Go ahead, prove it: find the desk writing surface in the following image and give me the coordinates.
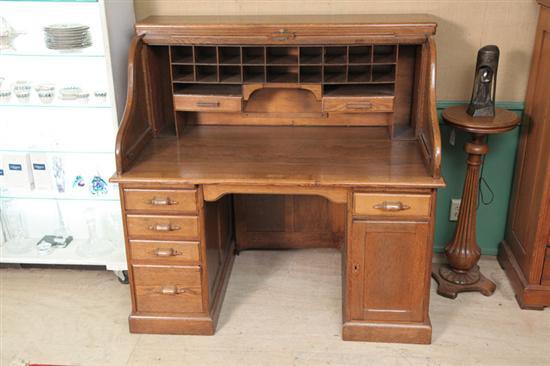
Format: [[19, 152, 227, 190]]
[[115, 125, 444, 188]]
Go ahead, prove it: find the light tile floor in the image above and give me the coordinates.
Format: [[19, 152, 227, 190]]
[[1, 250, 549, 366]]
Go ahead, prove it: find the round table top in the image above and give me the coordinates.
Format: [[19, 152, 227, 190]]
[[442, 105, 520, 134]]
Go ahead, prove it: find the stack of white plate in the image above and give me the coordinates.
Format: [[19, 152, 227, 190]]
[[43, 24, 92, 50]]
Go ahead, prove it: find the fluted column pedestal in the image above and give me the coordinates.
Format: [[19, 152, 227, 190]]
[[432, 134, 495, 298], [432, 105, 520, 299]]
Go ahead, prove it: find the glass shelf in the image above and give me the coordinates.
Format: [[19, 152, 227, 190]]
[[0, 149, 113, 154], [0, 102, 111, 109], [0, 51, 105, 58], [1, 0, 98, 3], [0, 238, 126, 271], [0, 0, 129, 271], [0, 191, 118, 201], [0, 195, 118, 202]]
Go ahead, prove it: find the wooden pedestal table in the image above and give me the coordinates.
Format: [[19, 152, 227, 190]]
[[432, 105, 520, 299]]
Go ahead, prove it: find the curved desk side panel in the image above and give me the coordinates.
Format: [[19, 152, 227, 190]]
[[115, 35, 153, 175], [417, 36, 442, 179]]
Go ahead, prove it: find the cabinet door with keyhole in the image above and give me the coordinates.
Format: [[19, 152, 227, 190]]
[[348, 220, 431, 322]]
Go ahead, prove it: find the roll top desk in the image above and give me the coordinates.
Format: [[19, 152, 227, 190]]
[[112, 15, 445, 344]]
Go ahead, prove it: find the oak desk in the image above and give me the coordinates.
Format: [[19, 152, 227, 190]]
[[112, 15, 445, 344]]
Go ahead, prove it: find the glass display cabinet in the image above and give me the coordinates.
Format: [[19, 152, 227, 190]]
[[0, 0, 134, 274]]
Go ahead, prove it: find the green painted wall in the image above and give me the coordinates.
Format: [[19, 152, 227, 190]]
[[434, 101, 524, 256]]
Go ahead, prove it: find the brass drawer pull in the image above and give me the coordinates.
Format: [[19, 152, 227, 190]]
[[147, 197, 178, 206], [346, 102, 373, 110], [148, 223, 181, 232], [196, 101, 220, 108], [271, 29, 295, 41], [160, 286, 186, 295], [154, 248, 181, 257], [373, 201, 411, 212]]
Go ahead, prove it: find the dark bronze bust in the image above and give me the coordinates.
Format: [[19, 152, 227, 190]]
[[467, 45, 500, 117]]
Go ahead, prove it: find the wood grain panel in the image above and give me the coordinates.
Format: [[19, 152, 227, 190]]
[[353, 193, 431, 217], [145, 45, 175, 135], [242, 83, 322, 101], [124, 188, 198, 214], [133, 264, 202, 286], [392, 45, 416, 138], [135, 15, 436, 45], [113, 126, 445, 188], [238, 195, 286, 233], [127, 214, 199, 240], [188, 111, 391, 126], [293, 195, 330, 232], [133, 265, 203, 313], [135, 285, 203, 313], [234, 194, 345, 250], [203, 184, 348, 204], [350, 221, 429, 322], [499, 3, 550, 309], [129, 240, 200, 264], [507, 8, 550, 283], [542, 248, 550, 285], [114, 36, 153, 175], [203, 195, 233, 301], [244, 88, 321, 114]]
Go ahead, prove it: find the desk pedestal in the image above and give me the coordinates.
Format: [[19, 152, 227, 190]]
[[118, 184, 438, 344]]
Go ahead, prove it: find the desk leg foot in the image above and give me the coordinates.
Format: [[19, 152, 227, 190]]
[[432, 263, 496, 299]]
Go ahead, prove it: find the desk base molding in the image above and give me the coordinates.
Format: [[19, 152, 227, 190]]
[[129, 313, 215, 335], [342, 319, 432, 344]]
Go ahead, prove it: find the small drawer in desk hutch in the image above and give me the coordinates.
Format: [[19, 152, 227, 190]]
[[124, 189, 198, 214], [126, 215, 200, 240], [173, 95, 242, 112], [322, 96, 394, 113], [133, 265, 203, 313], [353, 193, 431, 217], [129, 240, 200, 264]]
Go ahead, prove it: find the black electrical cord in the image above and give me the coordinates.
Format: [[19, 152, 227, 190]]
[[478, 136, 495, 208]]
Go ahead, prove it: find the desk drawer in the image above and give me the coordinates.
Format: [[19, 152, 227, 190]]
[[542, 248, 550, 286], [174, 95, 242, 112], [322, 96, 394, 113], [133, 265, 203, 313], [129, 240, 200, 264], [127, 215, 200, 240], [124, 188, 198, 214], [353, 193, 431, 217]]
